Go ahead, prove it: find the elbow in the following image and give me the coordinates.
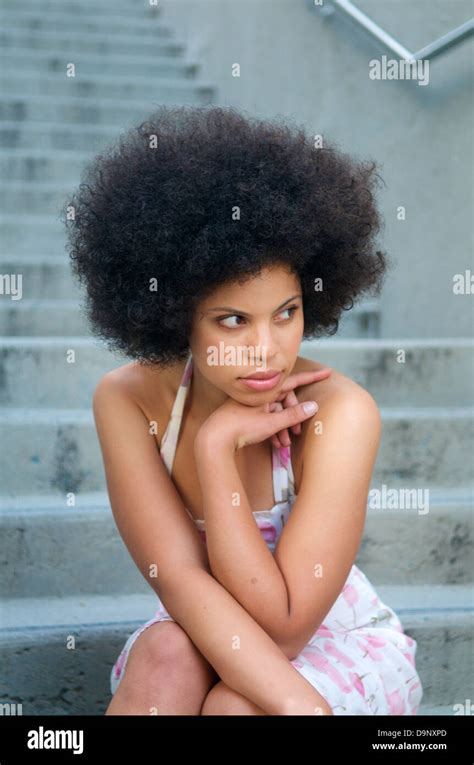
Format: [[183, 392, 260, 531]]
[[275, 617, 323, 662], [278, 640, 300, 661], [271, 621, 300, 661], [276, 624, 305, 660]]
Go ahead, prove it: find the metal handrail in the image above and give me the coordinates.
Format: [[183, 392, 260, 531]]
[[313, 0, 474, 61]]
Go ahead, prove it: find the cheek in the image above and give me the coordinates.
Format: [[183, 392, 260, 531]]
[[191, 328, 220, 359], [288, 316, 304, 345]]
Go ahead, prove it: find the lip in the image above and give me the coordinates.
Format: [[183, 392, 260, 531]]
[[239, 371, 282, 391], [242, 369, 281, 380]]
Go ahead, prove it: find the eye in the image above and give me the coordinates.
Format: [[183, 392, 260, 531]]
[[217, 305, 299, 329], [218, 315, 246, 329], [277, 305, 299, 321]]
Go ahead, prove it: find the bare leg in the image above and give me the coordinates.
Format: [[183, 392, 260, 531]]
[[105, 622, 220, 715], [201, 679, 333, 716], [201, 680, 268, 715]]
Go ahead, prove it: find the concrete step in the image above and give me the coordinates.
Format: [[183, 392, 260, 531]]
[[0, 257, 86, 299], [0, 69, 215, 102], [0, 148, 91, 182], [359, 491, 473, 586], [0, 337, 471, 407], [0, 90, 212, 127], [300, 337, 474, 406], [1, 10, 172, 38], [0, 256, 78, 298], [417, 704, 468, 715], [0, 120, 125, 151], [0, 489, 471, 598], [0, 72, 216, 107], [0, 299, 89, 335], [0, 214, 68, 254], [0, 28, 186, 57], [0, 586, 471, 714], [0, 182, 94, 215], [336, 299, 380, 338], [2, 49, 199, 79], [0, 404, 472, 494], [2, 0, 163, 19]]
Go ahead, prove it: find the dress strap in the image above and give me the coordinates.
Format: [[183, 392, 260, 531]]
[[159, 350, 193, 476], [272, 443, 296, 502]]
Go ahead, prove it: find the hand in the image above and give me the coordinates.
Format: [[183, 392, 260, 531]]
[[195, 368, 331, 454], [268, 367, 332, 449]]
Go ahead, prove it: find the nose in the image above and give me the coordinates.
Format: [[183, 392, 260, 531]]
[[245, 323, 279, 364]]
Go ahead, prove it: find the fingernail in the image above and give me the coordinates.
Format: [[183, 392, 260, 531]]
[[303, 401, 317, 414]]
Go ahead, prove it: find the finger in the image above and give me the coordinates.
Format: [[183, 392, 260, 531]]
[[267, 407, 282, 444], [274, 390, 302, 437], [278, 368, 332, 395], [268, 401, 285, 448], [270, 425, 283, 448], [268, 401, 283, 413], [269, 401, 290, 447], [276, 400, 319, 430], [241, 399, 320, 450], [284, 390, 302, 435], [283, 368, 332, 390]]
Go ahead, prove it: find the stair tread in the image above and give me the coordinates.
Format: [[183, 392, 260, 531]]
[[0, 118, 124, 134], [1, 334, 472, 347], [0, 486, 472, 513], [0, 404, 472, 419], [1, 585, 472, 632], [0, 71, 213, 88]]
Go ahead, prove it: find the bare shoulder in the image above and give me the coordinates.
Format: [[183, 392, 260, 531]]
[[94, 360, 161, 401], [292, 354, 380, 418], [293, 356, 382, 442], [93, 360, 182, 438], [288, 356, 380, 493], [290, 356, 381, 490]]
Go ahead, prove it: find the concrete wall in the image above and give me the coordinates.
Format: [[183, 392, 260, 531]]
[[160, 0, 473, 338]]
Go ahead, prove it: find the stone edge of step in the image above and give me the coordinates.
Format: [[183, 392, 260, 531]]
[[1, 585, 473, 634], [0, 486, 471, 514]]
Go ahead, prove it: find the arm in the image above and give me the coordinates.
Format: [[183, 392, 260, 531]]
[[93, 372, 327, 714], [194, 437, 292, 645], [158, 566, 329, 715], [273, 388, 382, 658], [194, 387, 381, 660]]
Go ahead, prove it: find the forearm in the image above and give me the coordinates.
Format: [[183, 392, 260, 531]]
[[195, 439, 290, 644], [158, 564, 324, 715]]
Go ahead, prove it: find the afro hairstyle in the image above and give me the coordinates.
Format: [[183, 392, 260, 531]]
[[63, 104, 389, 369]]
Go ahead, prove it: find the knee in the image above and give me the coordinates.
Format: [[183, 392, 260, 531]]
[[201, 680, 266, 716], [125, 622, 202, 685]]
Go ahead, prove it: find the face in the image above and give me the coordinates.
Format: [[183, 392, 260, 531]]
[[188, 263, 304, 403]]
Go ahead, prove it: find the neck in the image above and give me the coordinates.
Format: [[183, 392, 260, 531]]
[[185, 354, 231, 424]]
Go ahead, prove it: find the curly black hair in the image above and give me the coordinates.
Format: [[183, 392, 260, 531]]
[[63, 105, 389, 369]]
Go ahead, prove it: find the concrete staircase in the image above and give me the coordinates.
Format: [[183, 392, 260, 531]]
[[1, 0, 472, 716]]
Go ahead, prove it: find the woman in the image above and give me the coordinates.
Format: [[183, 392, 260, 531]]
[[64, 105, 423, 716]]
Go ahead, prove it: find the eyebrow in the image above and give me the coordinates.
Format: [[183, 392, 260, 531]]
[[206, 294, 303, 316]]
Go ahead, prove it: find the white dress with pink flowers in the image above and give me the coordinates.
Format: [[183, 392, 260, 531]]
[[110, 352, 423, 715]]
